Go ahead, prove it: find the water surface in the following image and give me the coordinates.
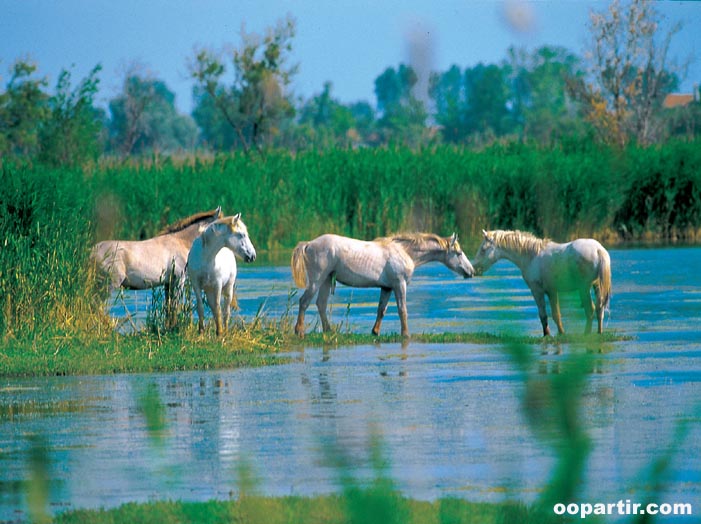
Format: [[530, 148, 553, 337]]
[[1, 248, 700, 522]]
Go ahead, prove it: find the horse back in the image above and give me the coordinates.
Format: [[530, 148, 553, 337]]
[[536, 239, 608, 292], [296, 234, 399, 288]]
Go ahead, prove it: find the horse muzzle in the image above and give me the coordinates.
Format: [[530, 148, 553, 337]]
[[245, 252, 257, 263]]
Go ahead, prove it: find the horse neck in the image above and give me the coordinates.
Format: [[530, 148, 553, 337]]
[[176, 222, 211, 245], [402, 244, 446, 267], [495, 245, 535, 272], [201, 229, 229, 256]]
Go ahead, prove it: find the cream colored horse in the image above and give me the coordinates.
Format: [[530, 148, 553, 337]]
[[472, 229, 612, 335], [291, 232, 474, 338], [187, 214, 256, 336], [91, 207, 222, 296]]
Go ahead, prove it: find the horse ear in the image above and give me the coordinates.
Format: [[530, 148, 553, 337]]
[[482, 229, 488, 239], [232, 212, 241, 223], [450, 232, 458, 246], [215, 205, 222, 218]]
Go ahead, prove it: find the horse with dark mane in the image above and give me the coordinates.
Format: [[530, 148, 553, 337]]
[[91, 206, 222, 299]]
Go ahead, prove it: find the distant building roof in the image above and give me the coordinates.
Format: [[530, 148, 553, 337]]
[[663, 93, 695, 109]]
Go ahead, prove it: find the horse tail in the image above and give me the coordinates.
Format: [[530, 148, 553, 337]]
[[291, 242, 309, 288], [596, 248, 612, 311]]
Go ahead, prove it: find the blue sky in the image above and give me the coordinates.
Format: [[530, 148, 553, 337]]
[[2, 0, 699, 114]]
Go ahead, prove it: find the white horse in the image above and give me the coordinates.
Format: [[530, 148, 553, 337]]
[[187, 213, 256, 336], [291, 232, 474, 338], [472, 229, 612, 335]]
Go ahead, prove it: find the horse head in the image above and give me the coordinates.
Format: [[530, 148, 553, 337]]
[[444, 232, 474, 278], [472, 229, 498, 276], [224, 213, 257, 263]]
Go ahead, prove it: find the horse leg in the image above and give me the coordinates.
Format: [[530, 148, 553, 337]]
[[580, 287, 595, 334], [548, 291, 565, 335], [206, 287, 223, 337], [532, 290, 550, 336], [295, 281, 319, 338], [394, 281, 409, 338], [372, 287, 392, 336], [316, 275, 334, 332], [222, 281, 235, 334], [593, 284, 604, 334]]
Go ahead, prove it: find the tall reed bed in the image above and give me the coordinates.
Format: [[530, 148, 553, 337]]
[[0, 164, 106, 339], [88, 140, 700, 250]]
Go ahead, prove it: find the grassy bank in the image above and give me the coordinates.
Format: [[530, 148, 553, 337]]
[[0, 320, 627, 377]]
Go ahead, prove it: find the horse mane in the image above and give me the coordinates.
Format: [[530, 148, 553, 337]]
[[156, 208, 221, 236], [375, 232, 450, 250], [488, 230, 550, 255]]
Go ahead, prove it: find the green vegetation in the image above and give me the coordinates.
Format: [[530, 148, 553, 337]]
[[1, 3, 694, 521], [53, 496, 543, 524], [0, 327, 628, 377], [0, 142, 696, 373]]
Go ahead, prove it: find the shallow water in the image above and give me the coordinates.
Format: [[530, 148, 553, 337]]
[[1, 248, 700, 522]]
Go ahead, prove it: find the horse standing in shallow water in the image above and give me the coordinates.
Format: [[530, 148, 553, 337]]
[[187, 214, 256, 336], [472, 229, 611, 336], [291, 232, 474, 338], [91, 207, 223, 301]]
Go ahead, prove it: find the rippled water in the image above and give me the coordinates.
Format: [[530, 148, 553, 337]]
[[1, 248, 700, 522]]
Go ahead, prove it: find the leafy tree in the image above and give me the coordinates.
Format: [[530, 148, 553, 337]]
[[296, 82, 367, 148], [430, 63, 513, 143], [347, 101, 377, 145], [571, 0, 681, 146], [464, 63, 513, 138], [374, 64, 428, 146], [430, 65, 469, 143], [0, 59, 48, 157], [109, 68, 197, 155], [189, 16, 298, 154], [507, 46, 586, 143], [39, 65, 105, 166]]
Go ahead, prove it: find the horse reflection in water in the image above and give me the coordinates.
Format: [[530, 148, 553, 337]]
[[187, 213, 256, 336], [291, 232, 474, 338], [472, 229, 612, 336]]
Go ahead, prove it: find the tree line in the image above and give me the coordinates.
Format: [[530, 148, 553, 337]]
[[1, 0, 699, 166]]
